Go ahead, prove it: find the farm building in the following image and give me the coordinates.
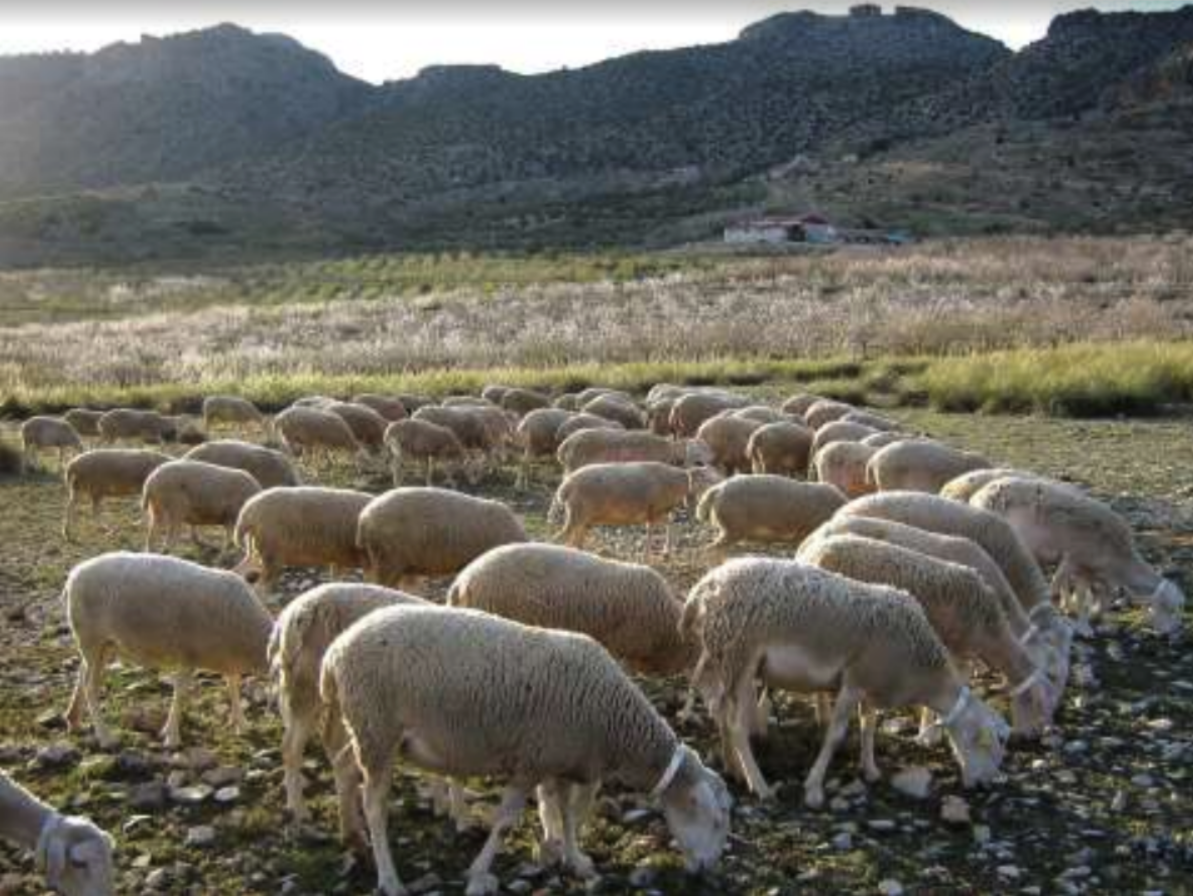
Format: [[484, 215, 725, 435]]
[[724, 214, 840, 245]]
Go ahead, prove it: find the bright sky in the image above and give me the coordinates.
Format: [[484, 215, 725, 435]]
[[0, 1, 1187, 84]]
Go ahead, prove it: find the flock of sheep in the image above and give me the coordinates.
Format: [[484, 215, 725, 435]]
[[11, 382, 1186, 896]]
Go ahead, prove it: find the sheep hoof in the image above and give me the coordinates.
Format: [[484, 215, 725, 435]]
[[535, 837, 564, 866], [915, 728, 943, 748], [465, 872, 500, 896], [95, 731, 120, 752], [863, 767, 882, 784], [803, 785, 824, 809], [569, 852, 597, 879]]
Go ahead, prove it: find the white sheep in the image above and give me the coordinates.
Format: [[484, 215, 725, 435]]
[[797, 535, 1058, 738], [447, 543, 696, 676], [63, 408, 104, 439], [20, 416, 84, 470], [62, 552, 272, 749], [812, 441, 878, 498], [682, 558, 1010, 806], [554, 413, 624, 443], [352, 393, 408, 422], [384, 418, 467, 487], [551, 461, 722, 558], [202, 395, 268, 434], [326, 401, 389, 454], [514, 408, 574, 487], [695, 476, 846, 556], [233, 487, 373, 593], [183, 439, 301, 489], [141, 459, 262, 553], [272, 406, 366, 468], [804, 399, 855, 430], [809, 420, 879, 457], [0, 770, 114, 896], [356, 487, 527, 589], [268, 582, 432, 846], [860, 430, 909, 449], [779, 393, 823, 417], [413, 405, 504, 476], [62, 449, 172, 541], [696, 415, 765, 476], [939, 467, 1037, 503], [500, 387, 552, 417], [669, 391, 749, 438], [320, 604, 732, 895], [557, 428, 709, 474], [970, 476, 1186, 634], [732, 406, 790, 425], [96, 408, 172, 445], [867, 440, 991, 493], [747, 421, 815, 478], [840, 410, 901, 432], [582, 393, 644, 430]]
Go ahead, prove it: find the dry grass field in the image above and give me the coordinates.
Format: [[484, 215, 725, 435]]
[[0, 402, 1189, 895]]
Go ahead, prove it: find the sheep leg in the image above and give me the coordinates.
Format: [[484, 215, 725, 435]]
[[226, 673, 245, 735], [664, 519, 675, 556], [62, 493, 79, 541], [323, 714, 368, 853], [752, 688, 772, 738], [162, 669, 193, 749], [281, 712, 313, 823], [390, 452, 405, 488], [814, 692, 832, 729], [77, 646, 117, 750], [561, 782, 599, 879], [642, 523, 654, 562], [465, 785, 527, 896], [143, 509, 161, 553], [535, 781, 566, 867], [858, 701, 881, 783], [188, 525, 208, 550], [361, 751, 404, 896], [804, 684, 860, 809], [916, 707, 944, 747], [727, 676, 773, 799]]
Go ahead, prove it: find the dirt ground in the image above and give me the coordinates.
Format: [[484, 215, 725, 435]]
[[0, 404, 1189, 895]]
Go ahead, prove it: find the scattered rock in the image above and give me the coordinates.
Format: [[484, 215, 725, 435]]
[[891, 767, 932, 799], [867, 819, 897, 833], [408, 872, 443, 894], [34, 743, 79, 769], [996, 865, 1021, 879], [127, 781, 167, 811], [145, 868, 170, 889], [878, 879, 904, 896], [628, 867, 657, 889], [940, 795, 971, 825], [201, 765, 242, 788], [170, 784, 213, 805], [185, 825, 216, 848], [832, 832, 853, 851], [214, 785, 240, 804]]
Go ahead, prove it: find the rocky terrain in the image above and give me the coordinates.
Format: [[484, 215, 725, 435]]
[[0, 6, 1191, 263]]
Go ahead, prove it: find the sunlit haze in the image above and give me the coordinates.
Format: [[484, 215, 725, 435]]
[[0, 1, 1188, 84]]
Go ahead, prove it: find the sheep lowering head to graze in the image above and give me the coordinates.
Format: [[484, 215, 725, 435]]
[[861, 430, 911, 449], [747, 421, 815, 478], [96, 408, 173, 445], [20, 416, 84, 470], [797, 534, 1058, 738], [813, 441, 879, 498], [583, 393, 645, 430], [501, 387, 552, 417], [682, 558, 1010, 806], [272, 406, 367, 468], [971, 476, 1186, 635], [669, 391, 749, 438], [184, 439, 301, 489], [320, 605, 732, 895], [804, 400, 855, 431], [696, 476, 846, 557], [63, 449, 172, 541], [63, 408, 104, 439], [356, 487, 527, 590], [696, 415, 765, 476], [810, 420, 879, 458], [63, 552, 272, 750], [352, 394, 408, 422], [413, 405, 503, 480], [141, 459, 262, 554], [551, 461, 722, 559], [940, 468, 1030, 503], [554, 413, 623, 443], [840, 410, 901, 432], [514, 408, 574, 487], [780, 393, 823, 417], [325, 402, 390, 454], [557, 428, 709, 474], [384, 418, 467, 488], [269, 582, 432, 846], [448, 543, 697, 676], [867, 439, 991, 493], [201, 395, 268, 434], [808, 514, 1068, 694], [233, 486, 373, 593]]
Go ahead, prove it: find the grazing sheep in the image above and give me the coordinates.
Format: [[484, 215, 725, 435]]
[[273, 406, 365, 467], [352, 394, 408, 422], [443, 395, 494, 408], [804, 400, 854, 431], [141, 460, 261, 553], [326, 402, 389, 454], [583, 394, 644, 430], [293, 395, 337, 408], [481, 385, 511, 406], [867, 440, 991, 493], [515, 408, 574, 487], [813, 441, 878, 498], [940, 468, 1033, 503], [184, 440, 301, 489], [269, 583, 431, 844], [321, 605, 732, 895], [557, 428, 709, 474], [167, 415, 207, 446], [971, 477, 1186, 635], [413, 406, 501, 472], [233, 487, 373, 593], [551, 462, 722, 558], [797, 535, 1057, 737], [808, 514, 1067, 690], [696, 415, 765, 476], [553, 393, 582, 411], [747, 421, 815, 478], [448, 543, 696, 676], [384, 419, 467, 487], [63, 552, 271, 749], [555, 413, 623, 443], [810, 420, 879, 457], [357, 487, 527, 589], [834, 492, 1073, 665], [669, 392, 749, 438], [501, 387, 552, 417], [63, 449, 172, 541], [20, 416, 84, 470], [860, 431, 907, 449], [0, 771, 114, 896], [97, 408, 172, 445], [392, 393, 435, 414], [202, 395, 267, 434], [696, 477, 846, 556], [780, 393, 824, 417], [682, 558, 1009, 805], [840, 410, 900, 432], [646, 397, 677, 436], [63, 408, 104, 439], [733, 406, 789, 425]]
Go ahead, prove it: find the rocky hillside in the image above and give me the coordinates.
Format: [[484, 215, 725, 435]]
[[0, 6, 1190, 264]]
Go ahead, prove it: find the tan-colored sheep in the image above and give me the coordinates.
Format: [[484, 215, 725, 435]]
[[696, 415, 765, 476], [202, 395, 268, 434], [273, 406, 365, 467], [557, 428, 708, 474], [63, 408, 104, 438], [780, 393, 824, 417], [20, 416, 84, 470], [184, 440, 301, 489], [352, 394, 408, 422], [501, 387, 552, 417], [326, 402, 389, 453], [804, 400, 854, 431], [514, 408, 574, 487], [384, 419, 467, 487], [867, 440, 991, 493], [97, 408, 172, 445], [940, 468, 1031, 503], [583, 394, 644, 430], [747, 421, 814, 478], [63, 449, 172, 541], [555, 413, 624, 443], [860, 431, 907, 449], [696, 476, 846, 555], [810, 420, 879, 457], [812, 441, 878, 498], [840, 410, 900, 432], [141, 459, 262, 553], [669, 392, 749, 438]]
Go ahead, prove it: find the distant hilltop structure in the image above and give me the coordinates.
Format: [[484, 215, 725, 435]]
[[724, 214, 912, 247]]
